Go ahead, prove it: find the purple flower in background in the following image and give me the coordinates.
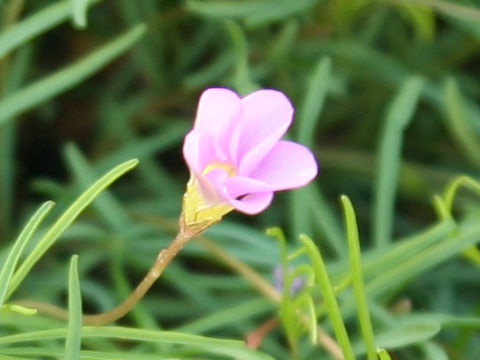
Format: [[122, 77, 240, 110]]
[[274, 266, 305, 296], [182, 88, 318, 227]]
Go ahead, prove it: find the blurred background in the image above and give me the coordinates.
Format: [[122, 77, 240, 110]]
[[1, 0, 480, 359]]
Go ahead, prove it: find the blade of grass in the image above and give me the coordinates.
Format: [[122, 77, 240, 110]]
[[367, 222, 480, 299], [118, 0, 164, 86], [421, 342, 449, 360], [0, 0, 101, 59], [443, 77, 480, 171], [310, 185, 345, 255], [176, 298, 271, 333], [65, 255, 82, 360], [341, 195, 376, 360], [300, 234, 355, 360], [6, 158, 139, 300], [290, 57, 333, 245], [297, 57, 331, 147], [64, 143, 130, 231], [0, 201, 55, 308], [0, 348, 180, 360], [225, 20, 258, 95], [0, 46, 31, 240], [389, 0, 480, 23], [377, 348, 393, 360], [0, 23, 146, 125], [0, 326, 275, 360], [359, 219, 455, 280], [245, 0, 316, 27], [186, 0, 316, 27], [70, 0, 89, 28], [293, 57, 345, 257], [373, 76, 424, 249]]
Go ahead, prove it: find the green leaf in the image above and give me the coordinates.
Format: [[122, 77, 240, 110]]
[[353, 320, 440, 355], [224, 21, 258, 95], [290, 58, 338, 251], [0, 348, 182, 360], [0, 326, 275, 360], [65, 255, 82, 360], [361, 220, 455, 280], [377, 348, 393, 360], [397, 3, 435, 41], [6, 159, 139, 300], [300, 234, 355, 360], [0, 0, 101, 60], [444, 77, 480, 171], [186, 0, 316, 27], [373, 76, 424, 249], [341, 195, 376, 360], [64, 143, 130, 231], [0, 201, 55, 308], [366, 222, 480, 300], [297, 57, 331, 147], [375, 321, 441, 349], [0, 23, 146, 126], [71, 0, 90, 28], [421, 342, 449, 360]]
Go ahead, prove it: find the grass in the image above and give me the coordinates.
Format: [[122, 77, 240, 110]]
[[0, 0, 480, 359]]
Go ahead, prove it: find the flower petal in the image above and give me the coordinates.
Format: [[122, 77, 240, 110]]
[[194, 88, 241, 156], [234, 90, 294, 174], [228, 191, 274, 214], [249, 140, 318, 190], [224, 176, 273, 198], [183, 130, 217, 173]]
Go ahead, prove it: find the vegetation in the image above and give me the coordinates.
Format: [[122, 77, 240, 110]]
[[1, 1, 480, 359]]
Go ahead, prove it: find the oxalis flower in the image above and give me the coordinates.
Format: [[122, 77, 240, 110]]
[[181, 88, 318, 230]]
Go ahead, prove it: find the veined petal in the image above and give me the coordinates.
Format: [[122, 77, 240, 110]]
[[234, 90, 293, 173], [194, 88, 241, 155], [228, 191, 274, 214], [249, 140, 318, 190]]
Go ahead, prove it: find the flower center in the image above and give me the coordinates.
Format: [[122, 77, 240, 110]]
[[202, 162, 237, 177]]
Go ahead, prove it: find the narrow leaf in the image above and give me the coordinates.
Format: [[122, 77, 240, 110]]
[[187, 0, 315, 27], [0, 326, 275, 360], [444, 77, 480, 170], [377, 348, 393, 360], [297, 57, 331, 147], [64, 143, 130, 231], [341, 195, 376, 360], [300, 234, 355, 360], [6, 159, 139, 299], [71, 0, 89, 28], [0, 201, 54, 308], [0, 0, 101, 60], [0, 23, 146, 125], [65, 255, 82, 360], [373, 76, 424, 249]]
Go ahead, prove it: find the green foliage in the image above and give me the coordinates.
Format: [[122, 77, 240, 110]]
[[65, 255, 82, 360], [1, 0, 480, 359]]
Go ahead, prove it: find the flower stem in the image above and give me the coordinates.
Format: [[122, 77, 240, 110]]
[[15, 226, 196, 326], [83, 229, 192, 325]]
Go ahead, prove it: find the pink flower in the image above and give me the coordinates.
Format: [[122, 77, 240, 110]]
[[182, 88, 318, 226]]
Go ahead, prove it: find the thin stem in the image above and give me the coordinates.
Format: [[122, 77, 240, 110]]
[[15, 227, 195, 326], [245, 317, 279, 349], [83, 229, 192, 325], [137, 214, 345, 358]]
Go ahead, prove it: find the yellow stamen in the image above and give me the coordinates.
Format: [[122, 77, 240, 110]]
[[202, 162, 237, 177]]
